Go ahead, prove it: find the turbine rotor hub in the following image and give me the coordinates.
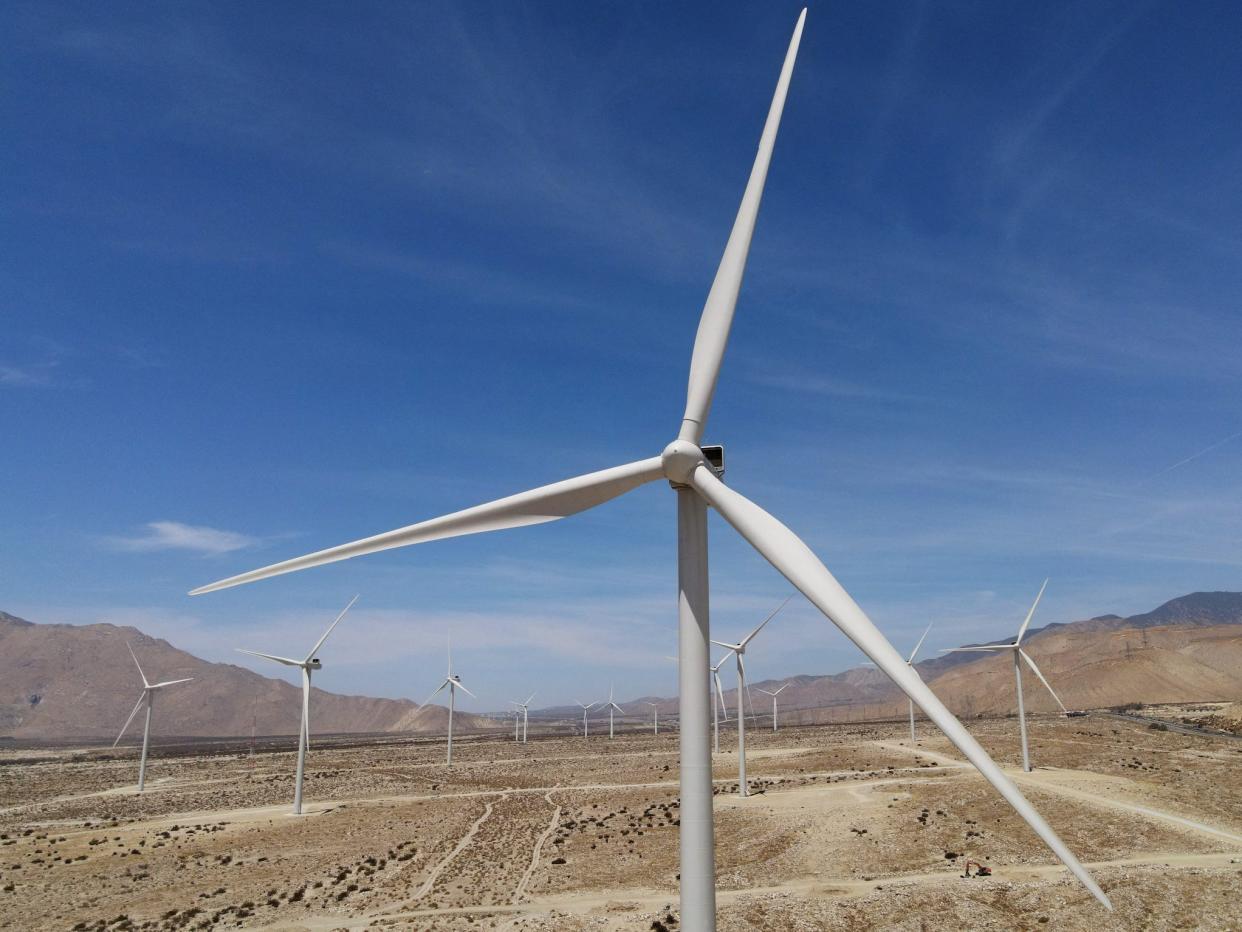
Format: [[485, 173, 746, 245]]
[[662, 440, 725, 487]]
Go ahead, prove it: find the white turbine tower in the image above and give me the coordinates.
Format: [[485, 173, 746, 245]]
[[190, 11, 1110, 922], [510, 693, 536, 743], [712, 595, 793, 797], [113, 644, 192, 793], [755, 683, 789, 732], [710, 654, 731, 755], [600, 684, 624, 739], [906, 623, 933, 742], [235, 594, 357, 815], [574, 700, 595, 737], [419, 639, 475, 766], [646, 701, 661, 735], [943, 580, 1066, 772]]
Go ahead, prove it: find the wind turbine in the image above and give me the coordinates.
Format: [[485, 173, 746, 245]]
[[113, 644, 193, 792], [712, 595, 793, 797], [418, 639, 475, 766], [755, 683, 789, 732], [600, 684, 624, 739], [646, 701, 661, 735], [574, 700, 595, 737], [906, 623, 933, 743], [510, 693, 536, 743], [189, 11, 1110, 922], [710, 654, 730, 755], [235, 594, 357, 815], [942, 580, 1066, 772]]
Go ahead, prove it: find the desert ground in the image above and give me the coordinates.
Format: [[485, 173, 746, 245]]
[[2, 713, 1241, 931]]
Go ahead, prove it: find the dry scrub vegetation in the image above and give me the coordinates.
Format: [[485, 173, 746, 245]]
[[1, 715, 1240, 930]]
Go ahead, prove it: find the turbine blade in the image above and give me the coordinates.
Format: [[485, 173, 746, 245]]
[[678, 9, 807, 443], [1016, 578, 1049, 645], [941, 646, 1008, 653], [406, 680, 450, 728], [909, 622, 933, 664], [524, 693, 536, 706], [191, 458, 663, 594], [773, 683, 789, 695], [456, 681, 476, 699], [709, 639, 740, 651], [235, 648, 303, 667], [687, 465, 1110, 909], [113, 692, 147, 748], [150, 677, 194, 689], [740, 593, 795, 647], [1020, 649, 1068, 713], [127, 643, 149, 688], [305, 594, 359, 663], [713, 672, 729, 721]]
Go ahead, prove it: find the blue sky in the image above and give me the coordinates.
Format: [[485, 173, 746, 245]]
[[3, 2, 1241, 712]]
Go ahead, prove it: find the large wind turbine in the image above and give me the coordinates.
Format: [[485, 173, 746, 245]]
[[906, 623, 933, 742], [235, 595, 357, 815], [418, 639, 475, 766], [755, 683, 789, 732], [190, 11, 1109, 923], [712, 595, 793, 797], [574, 700, 595, 737], [113, 644, 193, 793], [599, 684, 624, 739], [943, 580, 1066, 772], [510, 693, 535, 743]]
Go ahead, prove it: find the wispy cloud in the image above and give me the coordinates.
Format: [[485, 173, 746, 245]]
[[747, 369, 921, 405], [105, 521, 260, 556], [0, 362, 59, 387]]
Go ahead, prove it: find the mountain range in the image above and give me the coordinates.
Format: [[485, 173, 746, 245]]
[[537, 591, 1242, 723], [0, 611, 490, 741], [4, 592, 1241, 740]]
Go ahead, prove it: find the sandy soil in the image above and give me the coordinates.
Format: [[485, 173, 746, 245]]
[[1, 715, 1240, 930]]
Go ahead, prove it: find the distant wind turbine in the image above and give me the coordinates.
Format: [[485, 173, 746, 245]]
[[710, 654, 731, 755], [646, 701, 661, 735], [574, 700, 595, 737], [113, 644, 193, 793], [417, 638, 475, 766], [599, 684, 624, 739], [189, 10, 1109, 920], [510, 693, 535, 743], [235, 594, 357, 815], [906, 623, 933, 742], [943, 580, 1066, 771], [712, 595, 793, 797], [755, 683, 789, 732]]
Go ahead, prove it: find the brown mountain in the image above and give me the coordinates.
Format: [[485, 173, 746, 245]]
[[753, 591, 1242, 722], [569, 592, 1242, 723], [0, 611, 489, 741]]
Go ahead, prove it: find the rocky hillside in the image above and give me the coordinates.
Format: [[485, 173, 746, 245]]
[[0, 611, 491, 741], [564, 592, 1242, 723]]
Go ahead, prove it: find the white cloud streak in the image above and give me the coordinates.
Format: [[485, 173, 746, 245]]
[[105, 521, 260, 556]]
